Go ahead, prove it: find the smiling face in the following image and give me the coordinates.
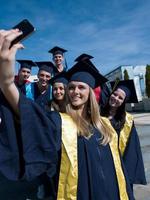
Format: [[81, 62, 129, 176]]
[[18, 67, 31, 82], [38, 70, 51, 87], [109, 88, 126, 108], [53, 54, 64, 66], [68, 81, 90, 110], [53, 82, 65, 101]]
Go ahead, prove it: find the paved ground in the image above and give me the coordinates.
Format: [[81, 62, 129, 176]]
[[132, 112, 150, 200], [132, 112, 150, 125]]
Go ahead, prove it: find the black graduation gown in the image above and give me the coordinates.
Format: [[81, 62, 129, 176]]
[[0, 92, 21, 180], [121, 124, 146, 185], [20, 95, 135, 199], [0, 172, 41, 200], [99, 83, 110, 107], [53, 67, 66, 76], [110, 118, 147, 186], [0, 94, 135, 199], [15, 81, 26, 95], [26, 82, 52, 111], [0, 92, 43, 200]]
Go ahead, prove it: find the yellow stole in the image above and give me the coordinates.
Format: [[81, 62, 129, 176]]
[[57, 113, 78, 200], [101, 116, 130, 200], [119, 112, 133, 156], [57, 113, 131, 200]]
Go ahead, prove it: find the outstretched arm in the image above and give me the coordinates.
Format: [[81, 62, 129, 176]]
[[0, 29, 24, 114]]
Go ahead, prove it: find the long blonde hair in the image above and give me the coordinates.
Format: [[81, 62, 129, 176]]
[[66, 86, 112, 145]]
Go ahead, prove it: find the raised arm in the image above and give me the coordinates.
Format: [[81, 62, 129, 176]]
[[0, 29, 24, 114]]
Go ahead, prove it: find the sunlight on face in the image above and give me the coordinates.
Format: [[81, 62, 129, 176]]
[[109, 88, 126, 108], [38, 70, 51, 87], [68, 81, 90, 109], [18, 68, 31, 81], [53, 54, 64, 65], [53, 82, 65, 101]]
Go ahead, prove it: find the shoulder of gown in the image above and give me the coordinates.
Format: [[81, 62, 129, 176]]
[[0, 91, 20, 180], [19, 94, 62, 180], [123, 123, 147, 185]]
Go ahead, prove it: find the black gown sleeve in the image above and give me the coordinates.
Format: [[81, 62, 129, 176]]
[[19, 94, 61, 180], [123, 123, 147, 185], [99, 83, 110, 106], [0, 91, 62, 199], [0, 92, 21, 180]]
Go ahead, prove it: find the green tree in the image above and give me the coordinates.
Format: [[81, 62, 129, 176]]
[[115, 77, 120, 81], [145, 64, 150, 97], [111, 77, 120, 91], [124, 69, 129, 80]]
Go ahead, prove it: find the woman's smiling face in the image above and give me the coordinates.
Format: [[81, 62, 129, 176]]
[[53, 82, 65, 101], [109, 88, 126, 108], [68, 81, 90, 109]]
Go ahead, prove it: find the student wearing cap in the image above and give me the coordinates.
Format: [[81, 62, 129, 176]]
[[25, 61, 56, 110], [48, 46, 67, 74], [47, 71, 68, 112], [35, 72, 68, 200], [74, 53, 110, 105], [0, 30, 135, 200], [15, 60, 36, 94], [100, 80, 147, 189]]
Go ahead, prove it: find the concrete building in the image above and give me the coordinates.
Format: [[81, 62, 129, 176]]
[[105, 65, 149, 101], [105, 65, 150, 112]]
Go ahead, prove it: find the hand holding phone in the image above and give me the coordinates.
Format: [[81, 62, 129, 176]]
[[11, 19, 35, 47]]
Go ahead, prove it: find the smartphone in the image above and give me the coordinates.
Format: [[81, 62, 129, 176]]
[[11, 19, 35, 47]]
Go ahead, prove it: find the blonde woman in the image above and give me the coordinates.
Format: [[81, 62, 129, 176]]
[[0, 29, 134, 200]]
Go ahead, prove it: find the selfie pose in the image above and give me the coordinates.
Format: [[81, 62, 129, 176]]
[[0, 29, 135, 200], [100, 80, 147, 188]]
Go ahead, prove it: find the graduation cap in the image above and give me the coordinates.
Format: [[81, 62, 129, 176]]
[[74, 53, 94, 62], [36, 61, 56, 74], [17, 60, 37, 70], [74, 53, 101, 74], [67, 61, 108, 89], [48, 46, 67, 56], [49, 71, 68, 85], [110, 79, 138, 103]]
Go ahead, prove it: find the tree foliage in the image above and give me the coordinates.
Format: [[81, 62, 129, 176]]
[[145, 65, 150, 97], [124, 69, 129, 80], [115, 77, 120, 81]]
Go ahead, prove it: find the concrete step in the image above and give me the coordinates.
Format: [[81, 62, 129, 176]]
[[134, 184, 150, 200]]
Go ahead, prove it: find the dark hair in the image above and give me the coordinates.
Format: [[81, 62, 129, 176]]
[[100, 100, 126, 130], [47, 83, 67, 113], [47, 99, 66, 112]]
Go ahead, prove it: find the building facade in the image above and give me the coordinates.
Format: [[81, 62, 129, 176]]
[[105, 65, 148, 101]]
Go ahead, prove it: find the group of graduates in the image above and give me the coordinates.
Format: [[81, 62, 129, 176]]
[[0, 28, 147, 200], [14, 46, 68, 111]]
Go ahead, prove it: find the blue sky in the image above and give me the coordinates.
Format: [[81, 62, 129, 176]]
[[1, 0, 150, 75]]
